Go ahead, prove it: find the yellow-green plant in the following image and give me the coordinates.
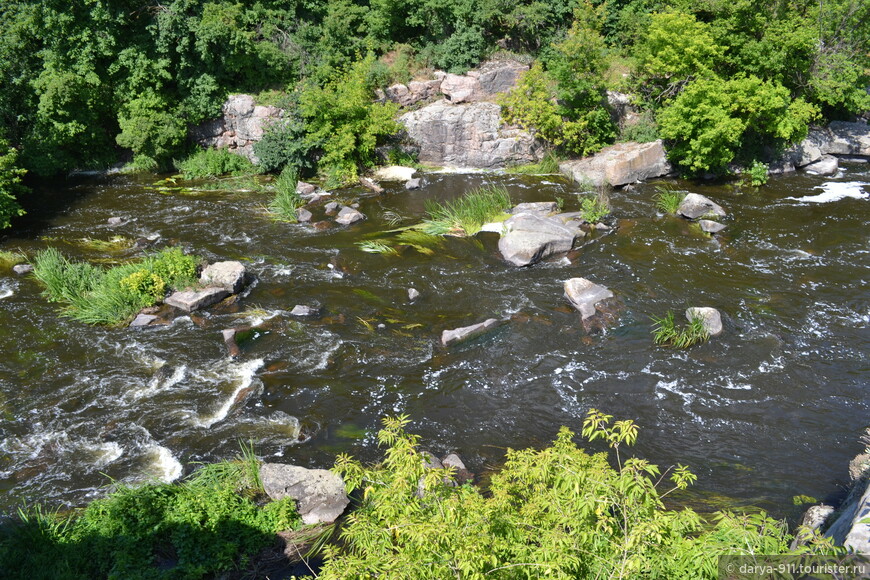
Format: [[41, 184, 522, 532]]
[[651, 311, 710, 348]]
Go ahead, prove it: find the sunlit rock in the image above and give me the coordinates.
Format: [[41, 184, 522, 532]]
[[441, 318, 507, 347], [677, 193, 727, 220], [261, 463, 350, 525], [564, 278, 614, 320], [685, 307, 723, 336], [200, 261, 246, 294]]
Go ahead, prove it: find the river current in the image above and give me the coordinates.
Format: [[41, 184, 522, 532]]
[[0, 166, 868, 519]]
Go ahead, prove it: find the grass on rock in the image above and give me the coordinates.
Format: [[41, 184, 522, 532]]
[[421, 185, 511, 236], [651, 310, 710, 348]]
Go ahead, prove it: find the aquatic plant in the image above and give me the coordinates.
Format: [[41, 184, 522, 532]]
[[651, 310, 710, 348], [0, 446, 301, 579], [578, 192, 611, 223], [505, 151, 562, 175], [32, 247, 199, 325], [0, 250, 26, 269], [654, 186, 686, 214], [176, 148, 259, 180], [356, 240, 399, 255], [421, 185, 511, 236], [268, 169, 305, 222]]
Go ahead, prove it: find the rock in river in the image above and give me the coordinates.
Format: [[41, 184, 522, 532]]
[[685, 307, 723, 336], [260, 463, 350, 525], [677, 193, 727, 220], [498, 213, 582, 267], [564, 278, 614, 320], [164, 287, 229, 312], [441, 318, 507, 347], [335, 206, 366, 225], [200, 261, 246, 294]]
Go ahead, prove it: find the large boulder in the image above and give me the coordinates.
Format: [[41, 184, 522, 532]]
[[260, 463, 350, 525], [560, 140, 671, 188], [564, 278, 614, 320], [191, 94, 284, 162], [802, 154, 839, 175], [826, 121, 870, 157], [677, 193, 727, 220], [442, 318, 507, 347], [440, 74, 480, 103], [498, 213, 582, 267], [400, 101, 542, 168], [200, 261, 246, 294]]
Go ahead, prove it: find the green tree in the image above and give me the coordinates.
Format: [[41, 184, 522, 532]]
[[657, 75, 819, 173], [0, 141, 27, 229]]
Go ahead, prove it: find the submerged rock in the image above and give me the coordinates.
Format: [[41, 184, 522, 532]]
[[677, 193, 727, 220], [200, 261, 246, 294], [699, 220, 727, 234], [441, 318, 507, 347], [564, 278, 614, 320], [165, 287, 230, 312], [335, 206, 366, 225], [498, 213, 582, 267], [222, 328, 241, 357], [107, 216, 125, 226], [130, 314, 158, 327], [408, 288, 420, 301], [289, 304, 321, 317], [405, 178, 421, 190], [12, 264, 33, 275], [560, 140, 671, 187], [685, 307, 723, 336], [260, 463, 350, 525]]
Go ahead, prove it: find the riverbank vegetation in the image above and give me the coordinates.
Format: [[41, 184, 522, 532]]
[[32, 247, 199, 325], [0, 447, 302, 579], [0, 0, 867, 228]]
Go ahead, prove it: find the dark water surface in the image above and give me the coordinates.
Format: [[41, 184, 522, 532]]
[[0, 166, 868, 518]]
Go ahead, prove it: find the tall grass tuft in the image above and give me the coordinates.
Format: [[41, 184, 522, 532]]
[[651, 311, 710, 348], [422, 185, 511, 236], [654, 186, 686, 214], [176, 148, 259, 180], [268, 168, 304, 222], [32, 247, 199, 325]]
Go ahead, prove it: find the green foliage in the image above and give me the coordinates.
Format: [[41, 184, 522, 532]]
[[619, 110, 659, 143], [651, 311, 710, 348], [422, 185, 511, 236], [176, 148, 258, 180], [300, 56, 401, 187], [267, 168, 304, 222], [0, 250, 26, 270], [0, 140, 26, 229], [356, 240, 400, 255], [321, 412, 832, 579], [33, 247, 199, 325], [505, 151, 562, 175], [657, 75, 819, 174], [116, 93, 187, 172], [578, 192, 611, 223], [746, 160, 769, 187], [654, 186, 686, 214], [0, 452, 300, 579], [253, 114, 311, 175]]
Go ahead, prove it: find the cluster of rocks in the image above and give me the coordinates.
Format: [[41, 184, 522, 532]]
[[131, 260, 248, 327], [774, 121, 870, 176], [676, 193, 728, 234], [192, 94, 283, 162]]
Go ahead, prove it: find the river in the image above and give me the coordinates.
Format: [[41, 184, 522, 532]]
[[0, 165, 868, 519]]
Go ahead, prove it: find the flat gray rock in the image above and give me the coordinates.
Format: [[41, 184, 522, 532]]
[[685, 307, 723, 336], [560, 140, 671, 187], [498, 213, 579, 267], [260, 463, 350, 525], [510, 202, 558, 215], [441, 318, 506, 347], [164, 287, 229, 312], [12, 264, 32, 275], [289, 304, 321, 317], [295, 208, 313, 223], [564, 278, 613, 320], [335, 206, 366, 225], [130, 314, 158, 327], [677, 193, 727, 220], [699, 220, 727, 234], [200, 261, 246, 294]]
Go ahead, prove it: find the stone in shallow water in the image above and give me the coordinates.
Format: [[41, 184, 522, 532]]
[[130, 314, 158, 327], [408, 288, 420, 301], [290, 304, 321, 317], [441, 318, 506, 346], [260, 463, 350, 525], [12, 264, 32, 275], [164, 287, 229, 312], [405, 178, 421, 190], [803, 154, 839, 175], [498, 213, 580, 267], [677, 193, 727, 220], [200, 261, 246, 294], [510, 201, 558, 215], [564, 278, 613, 320], [335, 206, 366, 225], [685, 307, 723, 336], [295, 208, 313, 223], [699, 220, 726, 234]]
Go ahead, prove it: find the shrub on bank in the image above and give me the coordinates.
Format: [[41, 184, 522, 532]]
[[32, 247, 199, 325]]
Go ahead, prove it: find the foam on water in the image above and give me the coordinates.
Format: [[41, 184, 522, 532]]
[[141, 444, 183, 482], [193, 358, 264, 428], [787, 181, 869, 203]]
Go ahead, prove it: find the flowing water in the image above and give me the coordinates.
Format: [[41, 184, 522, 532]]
[[0, 165, 868, 518]]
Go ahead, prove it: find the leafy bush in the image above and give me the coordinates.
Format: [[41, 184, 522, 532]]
[[0, 140, 26, 229], [176, 148, 258, 180], [33, 247, 199, 325], [746, 160, 769, 187], [651, 311, 710, 348], [422, 185, 511, 236], [0, 450, 300, 579], [657, 75, 818, 174], [253, 115, 311, 175], [319, 412, 837, 579], [299, 55, 401, 187], [578, 192, 611, 223], [116, 93, 188, 172]]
